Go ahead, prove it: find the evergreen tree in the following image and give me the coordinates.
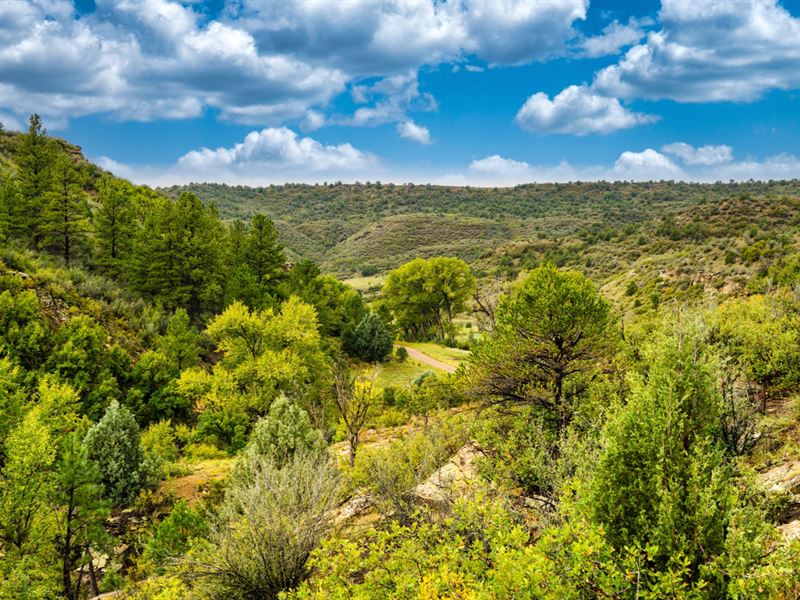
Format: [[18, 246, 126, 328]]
[[245, 213, 286, 292], [467, 263, 611, 434], [53, 432, 109, 600], [239, 396, 326, 471], [0, 177, 18, 243], [41, 155, 89, 265], [131, 192, 223, 317], [83, 401, 152, 506], [15, 114, 55, 246], [94, 176, 136, 275], [345, 313, 393, 362]]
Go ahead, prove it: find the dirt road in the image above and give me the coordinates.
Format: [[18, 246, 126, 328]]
[[396, 344, 457, 374]]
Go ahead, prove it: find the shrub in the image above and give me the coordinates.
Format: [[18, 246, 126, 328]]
[[84, 400, 155, 505], [141, 501, 208, 574], [185, 452, 340, 599], [345, 313, 393, 362], [238, 396, 326, 471], [395, 346, 408, 362]]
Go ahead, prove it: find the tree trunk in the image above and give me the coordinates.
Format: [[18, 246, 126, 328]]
[[349, 433, 358, 468], [87, 548, 99, 598]]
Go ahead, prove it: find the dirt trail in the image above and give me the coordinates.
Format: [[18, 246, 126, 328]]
[[396, 344, 457, 373]]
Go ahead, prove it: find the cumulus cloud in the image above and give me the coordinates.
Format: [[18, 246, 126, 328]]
[[101, 141, 800, 187], [580, 17, 650, 58], [521, 0, 800, 138], [176, 127, 374, 174], [593, 0, 800, 102], [661, 142, 733, 166], [613, 148, 682, 178], [396, 121, 432, 145], [515, 85, 658, 135], [0, 0, 589, 131], [469, 155, 531, 177], [230, 0, 587, 71], [0, 0, 346, 126], [345, 72, 438, 128]]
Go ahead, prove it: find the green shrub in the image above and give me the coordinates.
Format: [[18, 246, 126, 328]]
[[186, 452, 340, 599], [141, 500, 208, 574], [238, 396, 325, 471], [84, 400, 155, 505], [345, 313, 393, 362]]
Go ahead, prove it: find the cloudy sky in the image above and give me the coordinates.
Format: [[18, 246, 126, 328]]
[[3, 0, 800, 185]]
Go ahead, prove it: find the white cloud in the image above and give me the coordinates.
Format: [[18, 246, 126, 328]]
[[0, 0, 590, 130], [177, 127, 374, 174], [713, 153, 800, 181], [301, 110, 326, 132], [0, 1, 346, 126], [613, 148, 682, 178], [580, 17, 649, 58], [95, 155, 137, 180], [593, 0, 800, 102], [231, 0, 587, 71], [458, 0, 588, 65], [103, 142, 800, 187], [661, 142, 733, 166], [469, 155, 531, 176], [515, 85, 658, 135], [464, 64, 484, 73], [345, 72, 437, 128], [0, 112, 23, 132], [396, 121, 432, 145]]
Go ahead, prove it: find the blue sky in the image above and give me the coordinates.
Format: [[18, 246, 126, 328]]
[[2, 0, 800, 185]]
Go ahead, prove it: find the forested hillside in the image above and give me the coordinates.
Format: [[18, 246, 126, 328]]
[[2, 116, 800, 599], [163, 181, 800, 296]]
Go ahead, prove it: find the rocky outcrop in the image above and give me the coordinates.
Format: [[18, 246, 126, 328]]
[[779, 519, 800, 542], [759, 461, 800, 495], [414, 441, 482, 506], [758, 460, 800, 538], [334, 441, 484, 528]]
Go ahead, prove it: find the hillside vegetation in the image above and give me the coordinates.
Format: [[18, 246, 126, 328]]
[[2, 117, 800, 599], [163, 181, 800, 295]]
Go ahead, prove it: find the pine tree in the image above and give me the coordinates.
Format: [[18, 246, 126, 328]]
[[41, 155, 89, 265], [0, 177, 16, 243], [244, 214, 286, 296], [94, 176, 135, 275], [53, 432, 109, 600], [131, 192, 223, 317], [15, 114, 55, 246]]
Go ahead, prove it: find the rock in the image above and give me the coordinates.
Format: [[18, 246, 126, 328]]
[[758, 461, 800, 495], [334, 494, 375, 525], [779, 520, 800, 542], [414, 441, 482, 506]]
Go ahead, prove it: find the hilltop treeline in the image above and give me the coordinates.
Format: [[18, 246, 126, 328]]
[[163, 180, 800, 283]]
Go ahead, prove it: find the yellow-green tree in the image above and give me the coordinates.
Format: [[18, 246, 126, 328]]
[[383, 256, 475, 340]]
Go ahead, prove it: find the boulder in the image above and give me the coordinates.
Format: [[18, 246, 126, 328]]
[[759, 461, 800, 495], [779, 519, 800, 542], [414, 441, 482, 506]]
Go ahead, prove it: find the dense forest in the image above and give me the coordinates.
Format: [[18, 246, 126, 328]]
[[1, 115, 800, 599]]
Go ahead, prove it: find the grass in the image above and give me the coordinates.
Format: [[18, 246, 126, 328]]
[[375, 358, 434, 388], [401, 342, 470, 368], [342, 273, 387, 292]]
